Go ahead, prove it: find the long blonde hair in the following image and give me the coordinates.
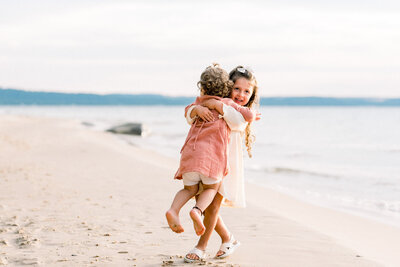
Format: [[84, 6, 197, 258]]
[[229, 66, 259, 158]]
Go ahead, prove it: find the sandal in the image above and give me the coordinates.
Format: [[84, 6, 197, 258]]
[[184, 247, 206, 263], [215, 234, 241, 259]]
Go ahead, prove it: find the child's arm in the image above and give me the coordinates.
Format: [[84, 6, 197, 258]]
[[222, 105, 248, 131], [185, 103, 214, 125], [202, 99, 256, 123], [201, 99, 246, 131], [226, 100, 256, 122]]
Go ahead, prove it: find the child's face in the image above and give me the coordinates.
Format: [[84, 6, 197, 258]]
[[231, 77, 254, 106]]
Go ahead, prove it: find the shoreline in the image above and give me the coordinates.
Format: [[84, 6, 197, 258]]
[[246, 179, 400, 230], [1, 114, 399, 266]]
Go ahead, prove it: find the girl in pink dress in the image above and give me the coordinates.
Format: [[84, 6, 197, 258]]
[[166, 64, 256, 239]]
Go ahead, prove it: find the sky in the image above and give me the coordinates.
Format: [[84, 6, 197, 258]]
[[1, 0, 400, 97]]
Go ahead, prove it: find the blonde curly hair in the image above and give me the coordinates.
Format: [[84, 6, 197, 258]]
[[197, 63, 233, 98], [229, 66, 259, 158]]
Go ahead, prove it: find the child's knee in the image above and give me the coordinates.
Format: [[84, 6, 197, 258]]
[[202, 182, 220, 191], [184, 184, 199, 195]]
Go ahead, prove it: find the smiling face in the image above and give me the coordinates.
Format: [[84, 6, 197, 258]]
[[231, 77, 254, 106]]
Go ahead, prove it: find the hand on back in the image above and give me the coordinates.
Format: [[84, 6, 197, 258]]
[[195, 106, 214, 122]]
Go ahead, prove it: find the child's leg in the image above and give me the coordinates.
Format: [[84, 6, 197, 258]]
[[214, 215, 232, 257], [201, 194, 228, 248], [189, 181, 220, 236], [166, 184, 198, 233], [215, 215, 230, 242], [186, 192, 224, 260]]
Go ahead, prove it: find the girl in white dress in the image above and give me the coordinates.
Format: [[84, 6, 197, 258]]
[[184, 66, 260, 262]]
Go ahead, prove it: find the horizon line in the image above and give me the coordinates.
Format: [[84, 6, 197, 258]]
[[1, 87, 400, 100]]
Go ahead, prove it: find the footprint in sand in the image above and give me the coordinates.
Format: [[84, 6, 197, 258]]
[[17, 258, 40, 266], [15, 235, 39, 248], [15, 228, 39, 248], [0, 256, 8, 265]]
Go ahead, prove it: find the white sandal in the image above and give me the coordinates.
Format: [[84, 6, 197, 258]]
[[216, 234, 241, 259], [184, 247, 206, 263]]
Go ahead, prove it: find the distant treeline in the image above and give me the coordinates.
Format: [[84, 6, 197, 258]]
[[1, 88, 400, 106]]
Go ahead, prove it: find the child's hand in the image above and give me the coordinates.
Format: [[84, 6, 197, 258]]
[[201, 99, 219, 110], [255, 112, 262, 121], [195, 106, 214, 122]]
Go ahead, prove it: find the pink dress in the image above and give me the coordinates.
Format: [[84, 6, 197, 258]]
[[174, 95, 255, 181]]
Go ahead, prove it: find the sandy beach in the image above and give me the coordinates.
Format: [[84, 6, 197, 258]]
[[1, 115, 399, 267]]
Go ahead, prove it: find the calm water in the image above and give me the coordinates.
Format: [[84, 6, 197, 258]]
[[1, 105, 400, 227]]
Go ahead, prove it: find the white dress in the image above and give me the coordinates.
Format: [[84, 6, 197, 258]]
[[186, 104, 247, 208]]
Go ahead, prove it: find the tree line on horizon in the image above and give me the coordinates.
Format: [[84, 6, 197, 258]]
[[1, 88, 399, 106]]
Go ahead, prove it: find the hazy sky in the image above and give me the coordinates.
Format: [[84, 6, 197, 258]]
[[1, 0, 400, 97]]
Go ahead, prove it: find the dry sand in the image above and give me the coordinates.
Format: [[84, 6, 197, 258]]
[[0, 115, 399, 267]]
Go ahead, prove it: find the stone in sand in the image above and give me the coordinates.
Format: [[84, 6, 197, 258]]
[[107, 123, 150, 136]]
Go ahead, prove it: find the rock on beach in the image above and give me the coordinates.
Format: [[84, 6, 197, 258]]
[[106, 123, 150, 136]]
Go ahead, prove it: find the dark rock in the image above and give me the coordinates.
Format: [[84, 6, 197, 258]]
[[107, 123, 149, 136], [82, 121, 94, 127]]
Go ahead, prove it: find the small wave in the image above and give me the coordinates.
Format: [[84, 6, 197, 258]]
[[387, 149, 400, 153], [334, 195, 400, 214], [247, 165, 340, 179], [286, 152, 316, 158], [254, 142, 282, 147], [373, 182, 396, 187], [374, 201, 400, 213]]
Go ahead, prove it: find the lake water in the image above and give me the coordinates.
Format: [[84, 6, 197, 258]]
[[1, 105, 399, 227]]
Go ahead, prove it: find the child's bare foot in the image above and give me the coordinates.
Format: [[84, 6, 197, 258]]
[[166, 209, 184, 233], [189, 207, 205, 236]]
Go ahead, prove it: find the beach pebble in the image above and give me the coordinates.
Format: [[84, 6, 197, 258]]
[[0, 240, 8, 246]]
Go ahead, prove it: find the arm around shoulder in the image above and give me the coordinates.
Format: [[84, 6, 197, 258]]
[[222, 104, 247, 131], [224, 100, 256, 122]]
